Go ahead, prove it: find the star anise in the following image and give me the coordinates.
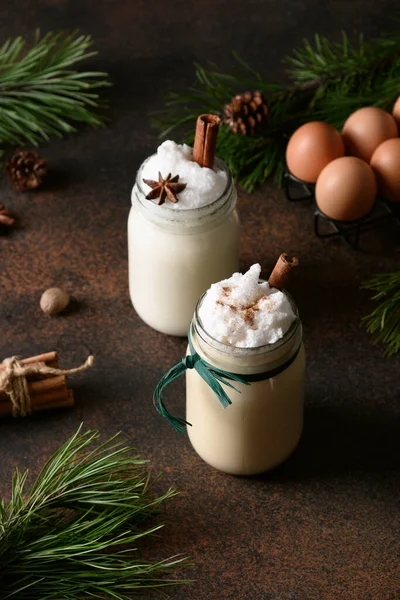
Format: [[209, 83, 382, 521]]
[[0, 205, 15, 228], [143, 172, 186, 205]]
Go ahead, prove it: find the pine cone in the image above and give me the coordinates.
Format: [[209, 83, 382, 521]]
[[223, 90, 269, 136], [6, 150, 47, 191]]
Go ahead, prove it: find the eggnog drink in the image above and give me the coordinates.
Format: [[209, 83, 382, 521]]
[[128, 141, 239, 336], [186, 264, 305, 475]]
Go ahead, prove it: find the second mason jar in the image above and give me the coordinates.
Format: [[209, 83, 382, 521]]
[[128, 157, 240, 336], [186, 293, 305, 475]]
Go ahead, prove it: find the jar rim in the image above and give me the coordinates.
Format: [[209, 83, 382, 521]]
[[134, 155, 233, 222], [193, 287, 301, 356]]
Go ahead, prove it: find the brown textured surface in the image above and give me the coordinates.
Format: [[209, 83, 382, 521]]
[[1, 2, 400, 599]]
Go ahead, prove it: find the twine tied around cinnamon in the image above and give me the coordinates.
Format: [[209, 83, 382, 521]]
[[0, 355, 94, 417]]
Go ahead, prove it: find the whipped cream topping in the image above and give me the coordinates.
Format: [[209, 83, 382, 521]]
[[140, 140, 227, 210], [198, 264, 296, 347]]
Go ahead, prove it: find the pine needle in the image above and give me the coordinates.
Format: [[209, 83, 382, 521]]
[[0, 426, 189, 599], [0, 30, 110, 147], [362, 272, 400, 356]]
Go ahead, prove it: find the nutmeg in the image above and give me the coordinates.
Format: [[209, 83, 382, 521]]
[[40, 288, 70, 315]]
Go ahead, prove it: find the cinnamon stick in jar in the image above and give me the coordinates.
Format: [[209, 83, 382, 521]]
[[193, 114, 221, 169], [268, 253, 299, 290]]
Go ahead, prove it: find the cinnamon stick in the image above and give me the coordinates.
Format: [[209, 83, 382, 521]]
[[0, 375, 66, 401], [0, 382, 67, 408], [33, 391, 74, 412], [193, 114, 221, 168], [0, 390, 74, 417], [0, 352, 58, 372], [268, 253, 299, 290]]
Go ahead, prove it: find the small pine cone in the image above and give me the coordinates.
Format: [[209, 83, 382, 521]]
[[223, 90, 269, 136], [6, 150, 47, 191]]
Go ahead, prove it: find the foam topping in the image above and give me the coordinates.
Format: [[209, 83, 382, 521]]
[[140, 140, 227, 210], [198, 264, 296, 347]]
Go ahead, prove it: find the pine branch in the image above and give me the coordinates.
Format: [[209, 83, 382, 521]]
[[362, 272, 400, 356], [153, 28, 400, 190], [0, 426, 189, 599], [0, 31, 110, 147]]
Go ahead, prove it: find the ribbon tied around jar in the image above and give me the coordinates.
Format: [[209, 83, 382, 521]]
[[153, 330, 301, 433]]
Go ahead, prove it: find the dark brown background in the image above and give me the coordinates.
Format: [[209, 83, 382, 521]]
[[0, 1, 400, 599]]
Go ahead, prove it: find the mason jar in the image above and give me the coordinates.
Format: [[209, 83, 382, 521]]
[[128, 157, 240, 337], [186, 292, 305, 475]]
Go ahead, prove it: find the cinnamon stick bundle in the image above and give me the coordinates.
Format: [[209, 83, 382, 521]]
[[0, 352, 93, 417]]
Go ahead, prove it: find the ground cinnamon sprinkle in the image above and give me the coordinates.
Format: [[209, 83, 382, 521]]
[[216, 299, 237, 311], [243, 307, 256, 325], [242, 299, 261, 326], [216, 293, 275, 324]]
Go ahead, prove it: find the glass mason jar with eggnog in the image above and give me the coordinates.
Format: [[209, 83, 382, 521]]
[[153, 257, 305, 476], [128, 115, 240, 337]]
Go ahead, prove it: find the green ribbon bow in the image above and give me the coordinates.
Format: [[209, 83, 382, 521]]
[[153, 330, 301, 433]]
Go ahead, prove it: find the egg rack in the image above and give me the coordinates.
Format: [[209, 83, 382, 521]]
[[283, 171, 400, 250]]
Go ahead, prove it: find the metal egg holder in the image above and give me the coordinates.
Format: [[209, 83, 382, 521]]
[[284, 170, 400, 250]]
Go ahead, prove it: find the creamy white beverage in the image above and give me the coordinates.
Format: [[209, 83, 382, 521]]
[[186, 264, 305, 475], [128, 141, 240, 336]]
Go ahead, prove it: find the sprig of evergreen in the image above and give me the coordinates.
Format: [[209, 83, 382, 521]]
[[0, 31, 110, 148], [0, 426, 188, 599], [362, 271, 400, 357], [153, 30, 400, 191]]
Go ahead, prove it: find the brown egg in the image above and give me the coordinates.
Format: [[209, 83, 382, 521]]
[[370, 138, 400, 202], [315, 156, 377, 221], [342, 107, 398, 162], [392, 96, 400, 131], [286, 121, 345, 183]]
